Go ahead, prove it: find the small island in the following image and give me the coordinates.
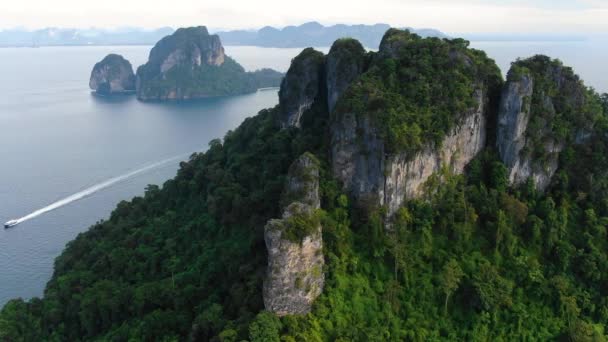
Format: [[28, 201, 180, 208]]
[[135, 26, 284, 101], [89, 54, 136, 95]]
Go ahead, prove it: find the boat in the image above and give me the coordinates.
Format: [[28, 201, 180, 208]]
[[4, 220, 19, 228]]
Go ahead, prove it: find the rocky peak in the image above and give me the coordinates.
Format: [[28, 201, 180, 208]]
[[377, 28, 415, 59], [497, 55, 595, 192], [263, 153, 324, 316], [89, 54, 135, 95], [326, 38, 367, 113], [148, 26, 225, 74], [330, 29, 502, 218], [278, 48, 326, 128], [135, 26, 225, 100], [135, 26, 282, 101]]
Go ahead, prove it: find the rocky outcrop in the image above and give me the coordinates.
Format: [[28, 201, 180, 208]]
[[89, 54, 135, 95], [384, 91, 487, 215], [146, 26, 224, 73], [496, 74, 544, 188], [136, 26, 283, 101], [263, 153, 324, 316], [330, 29, 499, 219], [332, 89, 488, 217], [278, 49, 325, 128], [326, 39, 367, 113], [497, 56, 592, 192]]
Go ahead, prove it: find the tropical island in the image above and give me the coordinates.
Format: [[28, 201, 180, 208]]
[[89, 54, 136, 95], [3, 28, 608, 341], [90, 26, 284, 100]]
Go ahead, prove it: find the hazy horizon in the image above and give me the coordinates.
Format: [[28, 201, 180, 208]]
[[1, 23, 606, 41], [1, 0, 607, 35]]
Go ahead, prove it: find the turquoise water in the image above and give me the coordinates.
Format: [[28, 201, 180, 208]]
[[0, 40, 605, 306]]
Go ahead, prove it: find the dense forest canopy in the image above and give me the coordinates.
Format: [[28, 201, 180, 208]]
[[1, 30, 608, 341]]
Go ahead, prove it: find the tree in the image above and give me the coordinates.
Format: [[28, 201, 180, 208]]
[[473, 263, 514, 310], [490, 162, 509, 193], [600, 93, 608, 114], [439, 259, 464, 314], [389, 207, 413, 285], [249, 311, 282, 342]]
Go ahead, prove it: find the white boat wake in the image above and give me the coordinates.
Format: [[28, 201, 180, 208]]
[[5, 154, 188, 228]]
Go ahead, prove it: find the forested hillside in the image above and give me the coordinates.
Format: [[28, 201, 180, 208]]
[[1, 30, 607, 341]]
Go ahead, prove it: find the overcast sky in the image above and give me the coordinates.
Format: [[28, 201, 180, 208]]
[[1, 0, 607, 34]]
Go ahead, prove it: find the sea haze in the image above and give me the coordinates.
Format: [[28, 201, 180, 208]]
[[0, 39, 606, 306]]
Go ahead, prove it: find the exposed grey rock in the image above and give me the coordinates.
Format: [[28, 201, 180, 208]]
[[326, 39, 367, 113], [384, 90, 487, 215], [89, 54, 135, 95], [278, 49, 325, 128], [495, 74, 554, 189], [134, 26, 282, 101], [332, 88, 488, 217], [264, 153, 324, 316], [329, 29, 499, 220], [136, 27, 226, 100], [282, 153, 321, 209], [496, 57, 592, 192]]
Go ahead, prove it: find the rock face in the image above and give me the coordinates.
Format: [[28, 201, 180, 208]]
[[263, 153, 324, 316], [383, 91, 487, 215], [332, 89, 488, 217], [278, 48, 325, 128], [145, 26, 225, 74], [329, 29, 500, 218], [496, 74, 544, 188], [136, 26, 283, 101], [89, 54, 135, 95], [497, 56, 592, 192], [326, 39, 367, 113], [275, 29, 501, 220]]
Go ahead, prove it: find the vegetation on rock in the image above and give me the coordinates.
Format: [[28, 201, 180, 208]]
[[136, 26, 283, 100], [89, 54, 136, 95], [335, 30, 503, 155]]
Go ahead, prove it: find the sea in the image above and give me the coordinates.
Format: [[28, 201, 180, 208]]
[[0, 39, 606, 306]]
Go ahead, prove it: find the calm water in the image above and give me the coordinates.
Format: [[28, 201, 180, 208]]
[[0, 46, 286, 305], [0, 40, 606, 306]]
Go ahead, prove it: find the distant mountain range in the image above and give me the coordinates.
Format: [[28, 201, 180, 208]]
[[215, 22, 448, 48], [0, 23, 447, 48], [0, 27, 174, 47]]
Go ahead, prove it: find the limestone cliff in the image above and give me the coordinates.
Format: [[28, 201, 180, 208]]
[[332, 88, 489, 217], [330, 29, 501, 218], [275, 30, 502, 219], [497, 56, 595, 191], [136, 26, 283, 101], [326, 39, 367, 113], [263, 153, 324, 316], [383, 91, 487, 215], [89, 54, 135, 95], [278, 48, 325, 128]]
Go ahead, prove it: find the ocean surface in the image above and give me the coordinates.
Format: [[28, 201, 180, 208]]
[[0, 40, 606, 306]]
